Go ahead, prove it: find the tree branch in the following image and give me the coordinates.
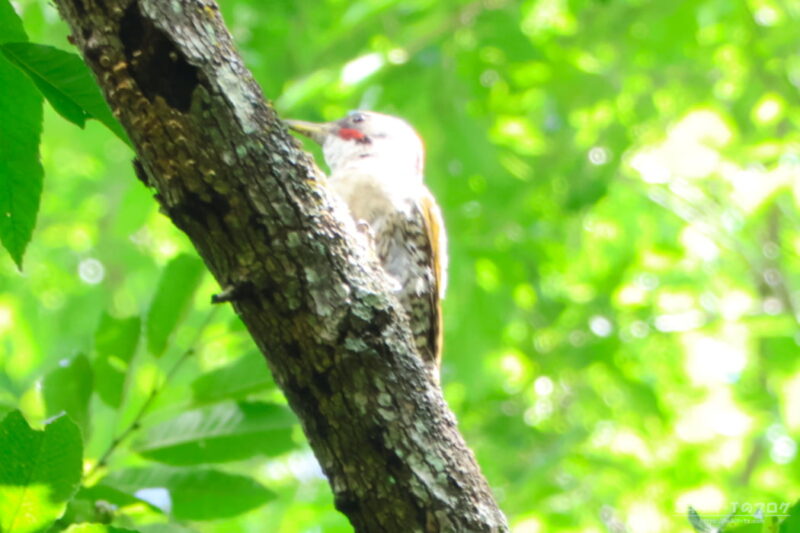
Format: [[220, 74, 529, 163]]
[[52, 0, 508, 530]]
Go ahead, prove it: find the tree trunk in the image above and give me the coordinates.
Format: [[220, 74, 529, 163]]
[[52, 1, 508, 531]]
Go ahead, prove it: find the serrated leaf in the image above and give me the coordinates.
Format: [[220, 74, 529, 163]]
[[191, 351, 273, 404], [146, 254, 205, 357], [103, 467, 276, 520], [0, 42, 131, 146], [0, 411, 83, 533], [43, 354, 93, 433], [93, 313, 140, 408], [0, 2, 42, 268], [132, 401, 296, 465]]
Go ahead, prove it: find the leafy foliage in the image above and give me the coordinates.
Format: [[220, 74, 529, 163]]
[[0, 1, 42, 268], [0, 42, 130, 145], [0, 411, 82, 532], [145, 254, 204, 358], [131, 402, 296, 465], [1, 0, 800, 531], [93, 313, 141, 408], [42, 353, 92, 433], [102, 467, 276, 520]]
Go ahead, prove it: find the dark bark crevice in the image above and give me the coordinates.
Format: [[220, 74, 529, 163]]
[[119, 1, 199, 112]]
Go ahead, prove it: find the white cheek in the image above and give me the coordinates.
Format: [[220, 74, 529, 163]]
[[322, 137, 355, 172]]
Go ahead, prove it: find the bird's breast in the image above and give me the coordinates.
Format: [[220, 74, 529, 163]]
[[329, 169, 420, 227]]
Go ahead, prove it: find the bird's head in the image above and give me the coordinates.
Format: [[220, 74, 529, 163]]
[[287, 110, 425, 177]]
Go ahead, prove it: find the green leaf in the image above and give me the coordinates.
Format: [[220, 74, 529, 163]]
[[55, 483, 167, 528], [93, 313, 141, 408], [139, 525, 198, 533], [43, 354, 93, 433], [2, 43, 85, 128], [0, 1, 43, 268], [191, 351, 273, 404], [781, 501, 800, 533], [63, 525, 138, 533], [0, 42, 131, 146], [0, 0, 26, 43], [132, 401, 296, 465], [51, 497, 101, 530], [103, 467, 276, 520], [688, 506, 713, 532], [78, 482, 161, 510], [724, 524, 762, 533], [146, 254, 205, 357], [764, 515, 782, 533], [0, 411, 83, 533]]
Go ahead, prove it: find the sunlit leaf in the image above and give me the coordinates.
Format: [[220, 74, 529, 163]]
[[191, 351, 273, 404], [139, 525, 198, 533], [63, 524, 138, 533], [103, 467, 276, 520], [42, 354, 93, 434], [723, 523, 766, 533], [132, 402, 296, 465], [93, 313, 141, 408], [76, 483, 163, 513], [780, 501, 800, 533], [146, 254, 205, 357], [0, 411, 82, 533]]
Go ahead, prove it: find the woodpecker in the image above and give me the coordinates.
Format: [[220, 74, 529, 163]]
[[287, 111, 448, 371]]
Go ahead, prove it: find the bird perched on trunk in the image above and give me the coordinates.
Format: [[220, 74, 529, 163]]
[[287, 111, 448, 372]]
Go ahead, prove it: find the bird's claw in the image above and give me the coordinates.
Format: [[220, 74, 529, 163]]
[[356, 219, 377, 248], [356, 219, 373, 236]]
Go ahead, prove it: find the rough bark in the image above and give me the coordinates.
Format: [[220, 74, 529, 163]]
[[53, 1, 509, 531]]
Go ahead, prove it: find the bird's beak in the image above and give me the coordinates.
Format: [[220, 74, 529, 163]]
[[285, 119, 332, 145]]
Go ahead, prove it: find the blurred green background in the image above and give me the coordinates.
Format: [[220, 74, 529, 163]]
[[3, 0, 800, 531]]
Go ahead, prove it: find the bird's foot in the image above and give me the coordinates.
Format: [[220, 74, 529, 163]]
[[355, 219, 377, 249], [356, 219, 373, 236]]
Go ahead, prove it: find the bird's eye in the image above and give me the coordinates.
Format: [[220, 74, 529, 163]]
[[351, 113, 365, 124]]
